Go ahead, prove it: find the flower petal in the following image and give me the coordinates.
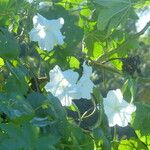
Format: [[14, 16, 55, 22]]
[[76, 62, 94, 99], [113, 112, 128, 127], [29, 29, 39, 41], [33, 13, 47, 28], [63, 70, 79, 84]]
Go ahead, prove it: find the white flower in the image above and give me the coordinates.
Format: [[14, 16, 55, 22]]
[[29, 13, 65, 51], [77, 62, 94, 99], [45, 65, 80, 106], [103, 89, 136, 127]]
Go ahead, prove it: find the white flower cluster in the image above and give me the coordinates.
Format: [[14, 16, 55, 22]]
[[45, 62, 94, 106], [29, 14, 136, 128]]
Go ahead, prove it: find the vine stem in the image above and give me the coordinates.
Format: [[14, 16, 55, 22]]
[[71, 102, 82, 126], [88, 58, 150, 83], [80, 91, 101, 121], [113, 126, 118, 141], [89, 59, 122, 75]]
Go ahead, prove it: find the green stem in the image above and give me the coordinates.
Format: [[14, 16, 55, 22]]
[[113, 126, 118, 141], [80, 95, 97, 120], [72, 102, 82, 126], [90, 59, 122, 75]]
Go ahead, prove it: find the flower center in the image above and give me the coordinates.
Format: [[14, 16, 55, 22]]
[[43, 25, 52, 32]]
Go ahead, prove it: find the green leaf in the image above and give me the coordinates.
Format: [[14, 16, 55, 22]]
[[93, 87, 103, 104], [48, 94, 69, 138], [0, 139, 22, 150], [0, 28, 19, 59], [67, 56, 80, 69], [0, 0, 14, 14], [117, 38, 139, 57], [96, 0, 132, 31], [135, 130, 150, 149], [27, 92, 47, 109], [132, 102, 150, 136], [0, 122, 59, 150], [0, 93, 33, 120], [5, 65, 28, 96], [94, 0, 130, 6], [34, 136, 59, 150], [134, 0, 150, 8], [93, 127, 111, 150], [0, 58, 4, 66], [48, 93, 67, 120], [118, 138, 148, 150], [26, 92, 52, 118], [27, 92, 69, 137], [0, 0, 16, 27], [122, 77, 137, 103], [69, 124, 95, 150], [92, 42, 103, 59], [0, 123, 22, 140], [99, 36, 139, 60], [84, 31, 104, 59], [0, 123, 31, 149]]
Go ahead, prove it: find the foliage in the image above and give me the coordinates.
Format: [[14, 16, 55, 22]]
[[0, 0, 150, 149]]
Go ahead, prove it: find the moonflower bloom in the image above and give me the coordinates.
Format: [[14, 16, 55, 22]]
[[29, 14, 65, 51], [103, 89, 136, 127], [77, 62, 94, 99], [45, 65, 80, 106]]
